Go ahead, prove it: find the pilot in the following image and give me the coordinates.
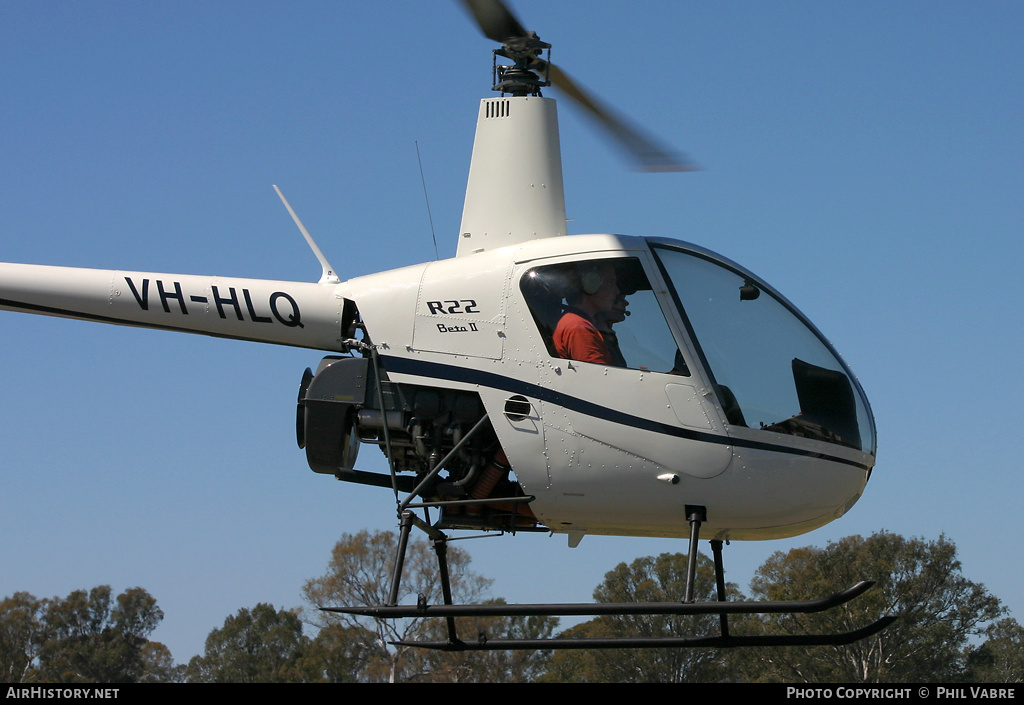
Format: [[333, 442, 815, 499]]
[[553, 262, 620, 365]]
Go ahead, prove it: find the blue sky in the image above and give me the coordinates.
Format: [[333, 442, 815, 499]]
[[1, 1, 1021, 663]]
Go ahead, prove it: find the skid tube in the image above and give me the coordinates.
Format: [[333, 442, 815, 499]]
[[322, 505, 896, 650]]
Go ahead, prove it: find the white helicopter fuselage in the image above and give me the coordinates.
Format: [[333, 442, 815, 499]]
[[343, 232, 875, 543], [0, 94, 875, 548]]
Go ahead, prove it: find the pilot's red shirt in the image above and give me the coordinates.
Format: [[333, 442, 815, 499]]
[[553, 310, 613, 365]]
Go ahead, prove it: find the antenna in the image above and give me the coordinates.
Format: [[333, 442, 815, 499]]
[[273, 185, 340, 285], [415, 141, 440, 260]]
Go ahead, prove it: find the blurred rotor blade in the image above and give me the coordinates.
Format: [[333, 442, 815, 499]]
[[545, 62, 696, 173], [459, 0, 696, 172], [461, 0, 528, 42]]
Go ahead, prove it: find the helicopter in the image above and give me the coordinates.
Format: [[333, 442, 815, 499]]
[[0, 1, 889, 649]]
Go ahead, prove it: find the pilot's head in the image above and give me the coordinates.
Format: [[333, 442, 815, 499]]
[[569, 262, 619, 319]]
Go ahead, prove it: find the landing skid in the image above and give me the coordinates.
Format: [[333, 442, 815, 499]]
[[322, 507, 895, 650]]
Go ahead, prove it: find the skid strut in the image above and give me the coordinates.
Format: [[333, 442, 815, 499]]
[[326, 505, 896, 650]]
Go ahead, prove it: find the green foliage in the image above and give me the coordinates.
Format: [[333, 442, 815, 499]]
[[6, 530, 1012, 683], [412, 598, 559, 683], [738, 531, 1005, 683], [304, 622, 385, 683], [302, 529, 556, 682], [965, 617, 1024, 683], [36, 585, 167, 683], [137, 641, 182, 683], [185, 603, 321, 683], [542, 552, 742, 683], [0, 586, 170, 683], [0, 592, 45, 682], [302, 529, 481, 682]]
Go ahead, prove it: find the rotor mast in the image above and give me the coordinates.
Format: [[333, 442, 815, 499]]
[[456, 0, 693, 257], [456, 28, 567, 257]]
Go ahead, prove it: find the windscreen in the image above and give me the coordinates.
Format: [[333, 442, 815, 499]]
[[652, 244, 876, 455]]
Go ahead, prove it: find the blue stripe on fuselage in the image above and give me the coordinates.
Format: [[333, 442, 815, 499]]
[[379, 355, 870, 471]]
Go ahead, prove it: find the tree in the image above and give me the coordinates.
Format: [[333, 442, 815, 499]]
[[541, 552, 742, 683], [965, 617, 1024, 683], [137, 641, 183, 683], [185, 603, 321, 683], [739, 531, 1004, 683], [413, 599, 559, 683], [302, 529, 556, 682], [32, 585, 169, 683], [303, 529, 491, 682], [304, 622, 385, 683], [0, 592, 45, 683]]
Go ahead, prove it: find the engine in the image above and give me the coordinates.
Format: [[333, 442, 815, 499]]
[[296, 355, 515, 509]]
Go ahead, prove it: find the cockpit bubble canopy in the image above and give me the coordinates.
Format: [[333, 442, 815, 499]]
[[651, 240, 876, 455], [518, 239, 874, 457]]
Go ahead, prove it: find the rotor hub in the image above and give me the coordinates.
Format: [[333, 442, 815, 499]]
[[461, 0, 692, 170], [491, 33, 551, 97], [493, 59, 550, 97]]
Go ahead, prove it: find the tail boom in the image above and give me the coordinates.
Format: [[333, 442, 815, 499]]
[[0, 263, 350, 351]]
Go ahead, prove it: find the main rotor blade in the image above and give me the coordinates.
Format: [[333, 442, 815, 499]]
[[544, 62, 696, 172], [460, 0, 528, 43], [460, 0, 696, 172]]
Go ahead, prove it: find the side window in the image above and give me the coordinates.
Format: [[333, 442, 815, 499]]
[[519, 257, 688, 375]]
